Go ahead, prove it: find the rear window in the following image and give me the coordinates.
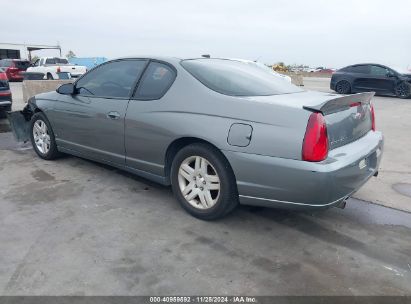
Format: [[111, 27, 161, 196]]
[[45, 58, 69, 64], [14, 61, 30, 70], [181, 59, 302, 96], [0, 60, 12, 67]]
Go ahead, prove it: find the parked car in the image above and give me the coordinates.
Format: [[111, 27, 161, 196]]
[[0, 68, 12, 118], [0, 59, 30, 81], [331, 63, 411, 98], [26, 57, 87, 80], [316, 68, 335, 74], [8, 57, 383, 220]]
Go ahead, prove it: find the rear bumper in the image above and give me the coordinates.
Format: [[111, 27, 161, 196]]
[[223, 131, 383, 210]]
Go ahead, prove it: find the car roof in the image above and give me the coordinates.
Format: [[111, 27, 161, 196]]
[[108, 56, 251, 64], [346, 63, 389, 68]]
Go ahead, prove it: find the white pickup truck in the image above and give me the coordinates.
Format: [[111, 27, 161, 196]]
[[27, 57, 87, 80]]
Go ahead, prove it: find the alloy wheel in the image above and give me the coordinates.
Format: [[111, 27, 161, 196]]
[[33, 120, 51, 154], [178, 156, 221, 209], [396, 83, 410, 98], [336, 81, 350, 94]]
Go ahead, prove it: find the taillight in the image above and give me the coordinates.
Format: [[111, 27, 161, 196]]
[[0, 90, 11, 96], [57, 66, 61, 73], [370, 103, 376, 131], [302, 112, 329, 162]]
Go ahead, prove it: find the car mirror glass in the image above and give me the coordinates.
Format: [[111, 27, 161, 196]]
[[57, 83, 75, 95]]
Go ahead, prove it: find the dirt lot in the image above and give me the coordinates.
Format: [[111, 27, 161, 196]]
[[0, 80, 410, 295]]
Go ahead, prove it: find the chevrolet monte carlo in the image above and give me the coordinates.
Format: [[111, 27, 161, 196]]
[[9, 57, 384, 220]]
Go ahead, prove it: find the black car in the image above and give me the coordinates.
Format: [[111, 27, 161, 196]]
[[331, 64, 411, 98]]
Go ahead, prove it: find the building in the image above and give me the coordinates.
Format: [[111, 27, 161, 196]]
[[0, 43, 61, 61]]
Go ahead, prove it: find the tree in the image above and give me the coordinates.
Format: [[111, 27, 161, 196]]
[[66, 50, 76, 59]]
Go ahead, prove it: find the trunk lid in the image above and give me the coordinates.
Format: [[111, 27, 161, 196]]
[[303, 92, 374, 150], [243, 90, 375, 150]]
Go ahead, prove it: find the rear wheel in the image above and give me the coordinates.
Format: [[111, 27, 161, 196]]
[[335, 80, 351, 94], [171, 143, 238, 220], [395, 82, 411, 99], [30, 112, 60, 160]]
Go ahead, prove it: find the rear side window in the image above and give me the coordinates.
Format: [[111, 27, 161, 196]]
[[348, 65, 370, 74], [134, 62, 176, 100]]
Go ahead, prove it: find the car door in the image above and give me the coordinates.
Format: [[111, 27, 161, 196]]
[[124, 61, 177, 177], [349, 65, 371, 92], [365, 65, 397, 93], [49, 59, 148, 165]]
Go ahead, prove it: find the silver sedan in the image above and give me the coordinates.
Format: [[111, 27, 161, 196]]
[[10, 57, 383, 219]]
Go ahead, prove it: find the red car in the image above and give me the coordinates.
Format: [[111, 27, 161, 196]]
[[0, 59, 30, 81], [0, 68, 12, 118]]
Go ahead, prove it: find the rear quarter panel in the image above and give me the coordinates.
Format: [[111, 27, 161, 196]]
[[125, 68, 311, 177]]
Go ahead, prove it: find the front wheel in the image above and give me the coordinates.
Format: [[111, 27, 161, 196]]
[[395, 82, 411, 99], [30, 112, 60, 160], [171, 143, 238, 220]]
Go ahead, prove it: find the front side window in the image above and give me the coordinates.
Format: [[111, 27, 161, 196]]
[[75, 60, 148, 98], [181, 59, 302, 96], [370, 65, 389, 76], [134, 62, 176, 100]]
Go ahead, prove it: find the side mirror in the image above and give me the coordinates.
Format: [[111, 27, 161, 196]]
[[387, 71, 396, 78], [57, 83, 75, 95]]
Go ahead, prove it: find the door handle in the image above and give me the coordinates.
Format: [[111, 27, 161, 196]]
[[106, 111, 120, 120]]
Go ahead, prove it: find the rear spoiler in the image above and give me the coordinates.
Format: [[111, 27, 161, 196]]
[[303, 92, 375, 115]]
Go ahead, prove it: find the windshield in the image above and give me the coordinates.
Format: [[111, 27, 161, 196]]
[[181, 59, 302, 96], [392, 66, 410, 74]]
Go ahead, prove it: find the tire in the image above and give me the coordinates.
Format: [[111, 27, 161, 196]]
[[335, 80, 351, 94], [171, 143, 238, 220], [47, 73, 54, 80], [0, 104, 11, 119], [30, 112, 60, 160], [395, 82, 411, 99]]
